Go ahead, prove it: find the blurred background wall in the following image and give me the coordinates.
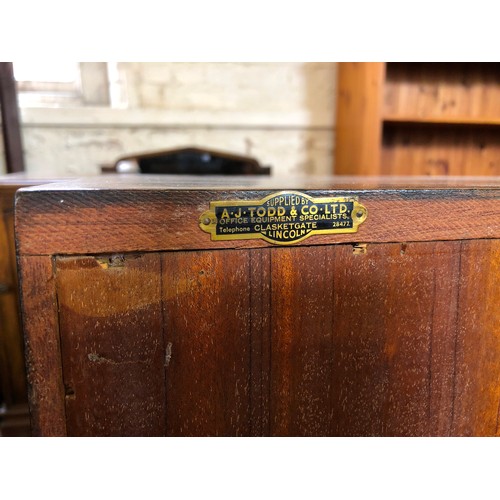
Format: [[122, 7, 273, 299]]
[[0, 62, 337, 176]]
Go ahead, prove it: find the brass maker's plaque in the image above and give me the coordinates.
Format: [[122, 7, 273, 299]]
[[199, 191, 367, 245]]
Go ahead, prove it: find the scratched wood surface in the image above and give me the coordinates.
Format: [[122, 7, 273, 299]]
[[54, 250, 270, 436], [56, 254, 166, 436], [450, 240, 500, 435], [269, 241, 500, 436], [162, 251, 254, 436]]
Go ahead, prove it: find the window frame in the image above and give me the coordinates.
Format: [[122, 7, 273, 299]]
[[15, 62, 110, 108]]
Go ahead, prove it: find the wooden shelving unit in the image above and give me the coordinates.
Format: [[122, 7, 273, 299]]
[[335, 62, 500, 176]]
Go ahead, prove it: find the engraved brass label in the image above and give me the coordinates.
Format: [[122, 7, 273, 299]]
[[199, 191, 367, 245]]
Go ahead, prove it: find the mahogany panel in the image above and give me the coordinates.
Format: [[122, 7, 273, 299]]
[[56, 254, 166, 436], [426, 242, 463, 436], [162, 250, 259, 436], [270, 246, 336, 436], [269, 241, 499, 436], [330, 242, 461, 436], [451, 239, 500, 436], [248, 248, 271, 436]]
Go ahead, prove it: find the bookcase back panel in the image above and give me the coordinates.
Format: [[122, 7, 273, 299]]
[[384, 62, 500, 120], [382, 124, 500, 176]]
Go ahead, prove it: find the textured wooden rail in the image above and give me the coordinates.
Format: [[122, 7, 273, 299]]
[[15, 180, 500, 256]]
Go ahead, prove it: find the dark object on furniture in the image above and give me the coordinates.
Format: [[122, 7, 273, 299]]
[[109, 147, 271, 175], [0, 63, 25, 174], [15, 175, 500, 436]]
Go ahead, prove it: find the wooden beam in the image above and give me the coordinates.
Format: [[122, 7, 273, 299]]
[[0, 63, 25, 173], [335, 63, 385, 175]]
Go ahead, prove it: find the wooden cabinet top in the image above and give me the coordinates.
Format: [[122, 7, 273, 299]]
[[13, 173, 500, 192]]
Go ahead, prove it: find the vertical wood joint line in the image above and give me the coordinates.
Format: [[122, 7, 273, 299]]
[[268, 249, 273, 436], [159, 252, 168, 436], [248, 249, 254, 435], [329, 245, 336, 436], [427, 256, 437, 431], [449, 240, 464, 435], [52, 255, 68, 436]]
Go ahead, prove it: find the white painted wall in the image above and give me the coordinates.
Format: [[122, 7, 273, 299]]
[[9, 63, 338, 176]]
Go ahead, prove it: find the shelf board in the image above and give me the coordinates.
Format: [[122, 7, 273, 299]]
[[383, 115, 500, 126]]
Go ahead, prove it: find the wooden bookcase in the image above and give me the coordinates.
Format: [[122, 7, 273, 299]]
[[14, 175, 500, 436], [335, 62, 500, 176]]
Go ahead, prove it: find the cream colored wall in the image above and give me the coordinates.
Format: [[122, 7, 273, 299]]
[[18, 63, 337, 176]]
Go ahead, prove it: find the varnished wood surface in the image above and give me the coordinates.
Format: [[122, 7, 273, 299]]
[[270, 246, 336, 435], [383, 115, 500, 126], [1, 177, 73, 436], [15, 176, 500, 256], [0, 213, 25, 404]]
